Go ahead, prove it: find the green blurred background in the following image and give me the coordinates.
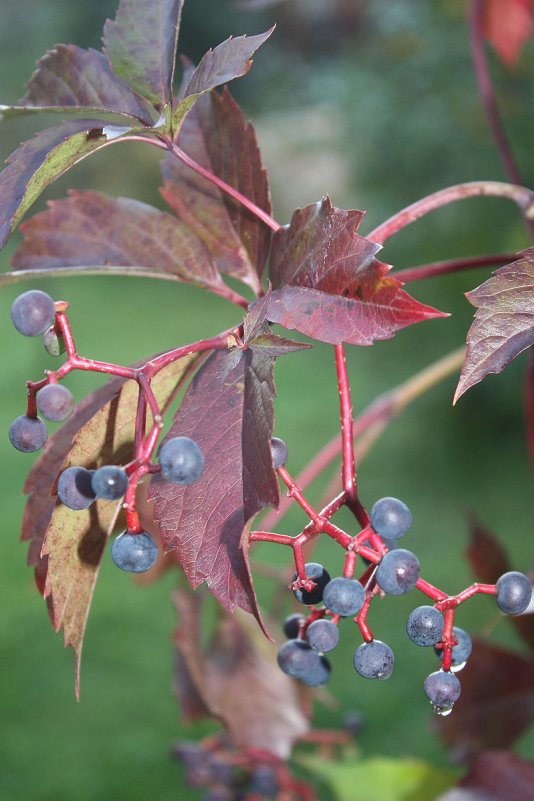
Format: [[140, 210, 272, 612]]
[[0, 1, 532, 799]]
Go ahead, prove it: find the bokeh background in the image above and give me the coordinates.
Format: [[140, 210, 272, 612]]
[[0, 1, 532, 799]]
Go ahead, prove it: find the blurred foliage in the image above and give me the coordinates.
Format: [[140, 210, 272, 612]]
[[0, 1, 532, 799]]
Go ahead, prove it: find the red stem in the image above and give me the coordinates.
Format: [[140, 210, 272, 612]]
[[168, 142, 281, 233], [368, 181, 534, 245], [441, 608, 455, 672], [334, 344, 356, 499], [355, 593, 375, 642], [394, 252, 517, 283]]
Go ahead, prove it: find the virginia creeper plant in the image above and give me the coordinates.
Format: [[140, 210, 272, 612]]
[[1, 0, 533, 798]]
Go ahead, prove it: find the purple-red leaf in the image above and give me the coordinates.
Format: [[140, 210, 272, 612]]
[[455, 252, 534, 403], [182, 29, 274, 100], [103, 0, 184, 108], [173, 589, 309, 758], [161, 88, 272, 293], [11, 190, 225, 291], [243, 285, 272, 342], [436, 751, 534, 801], [0, 120, 115, 249], [527, 349, 534, 478], [483, 0, 534, 68], [23, 354, 199, 696], [434, 640, 534, 759], [267, 198, 447, 345], [16, 45, 154, 123], [149, 338, 305, 625]]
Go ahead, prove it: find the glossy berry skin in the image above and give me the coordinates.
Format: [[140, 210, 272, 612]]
[[57, 466, 96, 510], [9, 415, 48, 452], [495, 571, 532, 615], [11, 290, 55, 336], [277, 638, 321, 679], [270, 436, 288, 469], [406, 605, 444, 646], [293, 562, 331, 605], [111, 531, 159, 573], [91, 465, 129, 500], [158, 436, 205, 485], [323, 577, 365, 617], [376, 548, 420, 595], [370, 496, 413, 539], [435, 626, 472, 669], [283, 613, 306, 639], [306, 618, 340, 652], [353, 640, 394, 680], [36, 384, 74, 422], [424, 669, 461, 710]]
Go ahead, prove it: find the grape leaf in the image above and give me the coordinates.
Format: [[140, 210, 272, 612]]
[[24, 354, 199, 696], [173, 589, 309, 758], [435, 640, 534, 759], [267, 198, 448, 345], [0, 120, 114, 249], [436, 751, 534, 801], [103, 0, 184, 108], [182, 29, 274, 100], [483, 0, 534, 68], [149, 334, 307, 626], [454, 253, 534, 403], [8, 45, 154, 123], [161, 88, 272, 294], [10, 190, 225, 291]]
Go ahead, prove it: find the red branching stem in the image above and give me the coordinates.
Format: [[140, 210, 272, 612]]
[[143, 329, 236, 379], [368, 531, 387, 556], [354, 544, 382, 565], [356, 593, 375, 642], [394, 252, 517, 283], [136, 373, 161, 425], [416, 577, 449, 603], [358, 562, 377, 588], [124, 462, 152, 533], [441, 608, 456, 672], [249, 531, 296, 546], [133, 390, 148, 456], [334, 344, 356, 500], [276, 466, 324, 526], [343, 549, 357, 578], [55, 307, 77, 357], [168, 142, 281, 233], [368, 181, 534, 245], [353, 525, 373, 548], [470, 0, 523, 186], [435, 582, 497, 610]]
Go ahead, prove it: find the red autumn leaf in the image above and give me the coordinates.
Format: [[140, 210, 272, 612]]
[[11, 190, 225, 293], [103, 0, 184, 108], [16, 44, 153, 123], [173, 589, 310, 758], [435, 640, 534, 760], [436, 751, 534, 801], [267, 198, 447, 346], [454, 251, 534, 403], [483, 0, 534, 68], [148, 334, 308, 627], [23, 354, 199, 696], [161, 88, 272, 294], [243, 284, 272, 343]]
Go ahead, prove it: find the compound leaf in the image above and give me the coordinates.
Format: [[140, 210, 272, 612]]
[[173, 590, 309, 758], [149, 336, 306, 626], [24, 354, 199, 696], [11, 190, 225, 291], [0, 120, 122, 249], [162, 88, 272, 294], [454, 252, 534, 403], [103, 0, 184, 108], [267, 198, 447, 345], [11, 45, 154, 124]]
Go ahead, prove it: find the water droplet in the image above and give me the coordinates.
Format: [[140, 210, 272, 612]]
[[450, 661, 466, 673], [432, 703, 453, 717], [103, 125, 131, 140]]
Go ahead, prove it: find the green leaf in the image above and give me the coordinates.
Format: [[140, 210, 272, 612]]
[[103, 0, 184, 108], [298, 755, 457, 801]]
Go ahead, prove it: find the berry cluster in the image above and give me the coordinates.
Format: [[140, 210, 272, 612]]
[[271, 493, 531, 714], [8, 290, 207, 574]]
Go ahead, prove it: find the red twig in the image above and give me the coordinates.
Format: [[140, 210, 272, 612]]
[[394, 252, 517, 283]]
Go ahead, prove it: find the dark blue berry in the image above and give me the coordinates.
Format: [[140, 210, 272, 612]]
[[277, 639, 320, 679], [376, 548, 420, 595], [323, 577, 365, 617], [111, 531, 158, 573], [353, 640, 394, 679], [424, 669, 461, 711], [158, 436, 205, 484], [292, 562, 331, 605], [435, 626, 472, 670], [9, 415, 48, 452], [370, 496, 413, 539], [91, 465, 128, 500], [11, 290, 55, 336], [36, 383, 74, 422], [57, 466, 96, 510], [306, 618, 339, 652], [495, 571, 532, 615], [299, 655, 331, 687], [249, 766, 279, 798], [406, 605, 444, 646], [283, 613, 306, 639]]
